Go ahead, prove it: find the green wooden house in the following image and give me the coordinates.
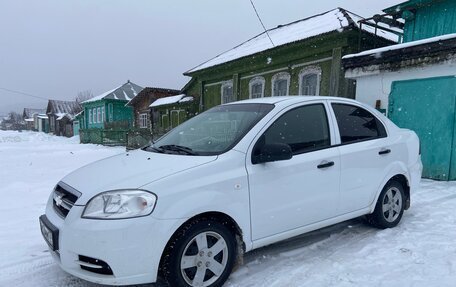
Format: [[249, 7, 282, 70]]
[[81, 81, 143, 130], [181, 8, 398, 113], [79, 81, 143, 145], [343, 0, 456, 180], [149, 94, 196, 136]]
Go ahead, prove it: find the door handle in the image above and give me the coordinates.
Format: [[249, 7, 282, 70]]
[[379, 149, 391, 155], [317, 161, 334, 169]]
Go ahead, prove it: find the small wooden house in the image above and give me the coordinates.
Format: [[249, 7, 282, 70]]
[[126, 87, 181, 131], [149, 94, 195, 135], [343, 0, 456, 180], [80, 81, 143, 130], [46, 100, 81, 137], [182, 8, 398, 112], [22, 108, 45, 131]]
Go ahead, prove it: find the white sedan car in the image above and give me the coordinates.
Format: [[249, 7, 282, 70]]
[[40, 96, 422, 287]]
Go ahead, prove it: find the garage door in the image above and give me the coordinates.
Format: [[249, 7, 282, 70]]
[[389, 76, 456, 181]]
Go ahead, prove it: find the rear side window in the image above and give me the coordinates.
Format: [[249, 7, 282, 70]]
[[258, 104, 330, 155], [332, 103, 387, 144]]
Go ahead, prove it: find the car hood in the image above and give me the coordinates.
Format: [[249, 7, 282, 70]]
[[61, 149, 217, 205]]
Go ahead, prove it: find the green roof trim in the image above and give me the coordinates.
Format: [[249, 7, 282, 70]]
[[384, 0, 441, 14]]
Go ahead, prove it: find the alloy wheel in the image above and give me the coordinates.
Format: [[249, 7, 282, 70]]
[[180, 231, 229, 287], [382, 187, 403, 223]]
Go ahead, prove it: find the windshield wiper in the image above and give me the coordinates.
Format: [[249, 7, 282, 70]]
[[143, 145, 165, 153], [158, 145, 198, 155]]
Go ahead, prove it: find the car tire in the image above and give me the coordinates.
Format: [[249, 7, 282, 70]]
[[161, 218, 236, 287], [367, 180, 405, 229]]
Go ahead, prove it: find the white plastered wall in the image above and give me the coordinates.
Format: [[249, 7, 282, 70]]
[[345, 57, 456, 115]]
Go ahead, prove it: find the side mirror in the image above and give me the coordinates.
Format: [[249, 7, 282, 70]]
[[252, 143, 293, 164]]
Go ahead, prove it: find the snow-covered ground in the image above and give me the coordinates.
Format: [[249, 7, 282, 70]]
[[1, 130, 455, 287]]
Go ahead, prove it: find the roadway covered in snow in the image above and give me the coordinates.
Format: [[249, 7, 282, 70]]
[[0, 130, 455, 287]]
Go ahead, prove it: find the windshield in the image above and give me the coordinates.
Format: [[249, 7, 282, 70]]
[[146, 103, 274, 155]]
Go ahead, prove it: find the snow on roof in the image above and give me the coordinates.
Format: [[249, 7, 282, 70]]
[[23, 108, 46, 119], [24, 118, 34, 122], [37, 114, 48, 119], [47, 100, 81, 117], [150, 94, 194, 108], [83, 81, 143, 103], [186, 8, 399, 74], [56, 113, 68, 121], [343, 33, 456, 60]]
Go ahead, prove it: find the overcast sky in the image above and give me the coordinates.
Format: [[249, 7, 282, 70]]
[[0, 0, 403, 115]]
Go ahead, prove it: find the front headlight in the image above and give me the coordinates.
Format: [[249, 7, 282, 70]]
[[82, 190, 157, 219]]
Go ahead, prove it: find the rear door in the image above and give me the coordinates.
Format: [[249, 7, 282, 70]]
[[247, 101, 340, 240], [329, 102, 390, 214]]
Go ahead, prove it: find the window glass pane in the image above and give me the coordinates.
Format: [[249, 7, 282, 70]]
[[89, 110, 92, 124], [332, 104, 386, 144], [274, 79, 288, 96], [301, 74, 318, 95], [251, 83, 263, 98], [260, 104, 330, 154], [140, 113, 148, 128], [222, 84, 234, 103]]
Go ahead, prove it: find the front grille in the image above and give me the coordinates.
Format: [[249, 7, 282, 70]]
[[52, 182, 81, 218], [78, 255, 114, 275]]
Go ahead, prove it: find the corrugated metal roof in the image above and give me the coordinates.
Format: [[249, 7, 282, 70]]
[[83, 81, 143, 104]]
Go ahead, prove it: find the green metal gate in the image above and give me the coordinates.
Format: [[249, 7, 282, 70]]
[[389, 76, 456, 181]]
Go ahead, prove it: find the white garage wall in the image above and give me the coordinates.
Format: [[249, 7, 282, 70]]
[[346, 58, 456, 115]]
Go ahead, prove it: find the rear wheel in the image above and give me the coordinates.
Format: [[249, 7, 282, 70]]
[[367, 180, 405, 229], [161, 219, 236, 287]]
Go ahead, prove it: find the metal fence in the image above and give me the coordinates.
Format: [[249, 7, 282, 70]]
[[79, 129, 154, 149]]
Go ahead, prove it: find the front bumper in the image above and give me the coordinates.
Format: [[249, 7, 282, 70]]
[[42, 195, 186, 286]]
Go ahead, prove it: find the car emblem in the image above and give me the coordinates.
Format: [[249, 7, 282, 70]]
[[54, 194, 63, 207]]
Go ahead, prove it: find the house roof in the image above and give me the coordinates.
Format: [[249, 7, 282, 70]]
[[150, 94, 194, 108], [83, 81, 143, 104], [46, 100, 81, 118], [342, 33, 456, 69], [185, 8, 399, 74], [23, 108, 46, 119], [126, 87, 181, 107]]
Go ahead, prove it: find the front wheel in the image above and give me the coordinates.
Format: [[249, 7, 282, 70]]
[[367, 180, 405, 229], [161, 219, 236, 287]]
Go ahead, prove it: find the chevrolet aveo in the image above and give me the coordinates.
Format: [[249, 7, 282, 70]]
[[40, 96, 422, 287]]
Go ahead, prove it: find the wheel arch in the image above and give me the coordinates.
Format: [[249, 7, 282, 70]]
[[158, 211, 245, 277], [370, 163, 412, 213]]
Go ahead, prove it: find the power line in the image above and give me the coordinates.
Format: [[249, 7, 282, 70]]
[[0, 87, 48, 101], [249, 0, 275, 47]]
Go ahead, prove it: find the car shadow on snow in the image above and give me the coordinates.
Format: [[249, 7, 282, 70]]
[[60, 217, 375, 287]]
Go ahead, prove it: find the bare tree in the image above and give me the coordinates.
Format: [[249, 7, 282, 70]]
[[5, 111, 25, 130], [75, 90, 93, 103]]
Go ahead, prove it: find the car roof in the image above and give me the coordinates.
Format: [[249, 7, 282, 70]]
[[226, 96, 359, 105]]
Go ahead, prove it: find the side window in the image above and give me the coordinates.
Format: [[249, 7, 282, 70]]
[[221, 81, 234, 104], [272, 72, 290, 96], [257, 104, 330, 155], [249, 77, 265, 99], [332, 103, 387, 144]]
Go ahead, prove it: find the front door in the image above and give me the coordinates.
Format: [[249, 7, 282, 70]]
[[247, 102, 340, 240]]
